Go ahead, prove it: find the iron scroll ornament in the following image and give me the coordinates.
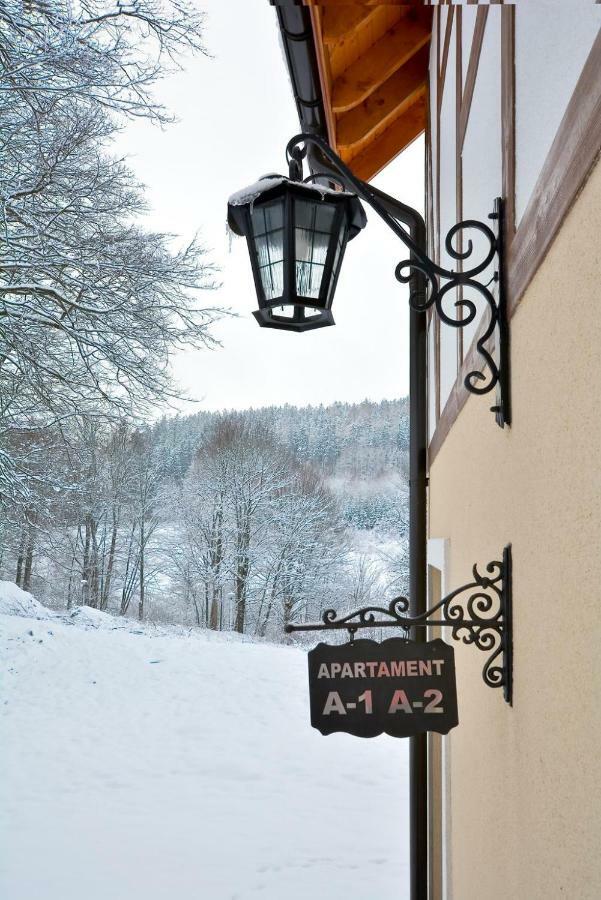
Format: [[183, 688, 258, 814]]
[[286, 545, 513, 705], [286, 134, 510, 427]]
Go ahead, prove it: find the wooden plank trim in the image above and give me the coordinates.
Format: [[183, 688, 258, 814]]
[[331, 12, 432, 114], [501, 5, 516, 241], [435, 8, 441, 266], [307, 5, 337, 148], [336, 47, 429, 151], [428, 7, 441, 424], [458, 6, 488, 151], [426, 99, 436, 438], [507, 26, 601, 314], [455, 6, 464, 367], [437, 6, 455, 113], [321, 6, 380, 48], [426, 99, 435, 269], [435, 8, 441, 423], [344, 98, 426, 182], [429, 30, 601, 467]]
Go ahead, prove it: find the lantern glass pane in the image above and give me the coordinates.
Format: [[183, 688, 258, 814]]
[[294, 199, 336, 299], [250, 200, 285, 301], [273, 304, 295, 318], [326, 222, 348, 305]]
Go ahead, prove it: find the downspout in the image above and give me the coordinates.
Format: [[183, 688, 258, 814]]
[[407, 218, 428, 900], [307, 160, 430, 900], [369, 183, 429, 900]]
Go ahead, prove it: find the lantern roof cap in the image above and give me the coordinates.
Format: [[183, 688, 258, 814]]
[[227, 174, 366, 239]]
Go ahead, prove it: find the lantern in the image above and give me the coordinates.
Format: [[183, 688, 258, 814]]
[[227, 175, 366, 331]]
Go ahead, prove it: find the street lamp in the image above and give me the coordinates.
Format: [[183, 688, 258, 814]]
[[229, 133, 513, 900], [228, 133, 509, 426], [227, 167, 366, 331]]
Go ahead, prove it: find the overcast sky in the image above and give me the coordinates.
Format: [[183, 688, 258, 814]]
[[120, 0, 424, 413]]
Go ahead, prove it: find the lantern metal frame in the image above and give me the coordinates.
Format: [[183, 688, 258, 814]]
[[228, 169, 366, 332], [249, 184, 342, 331], [285, 133, 510, 427]]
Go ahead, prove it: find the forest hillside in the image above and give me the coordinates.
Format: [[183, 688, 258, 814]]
[[0, 398, 409, 639]]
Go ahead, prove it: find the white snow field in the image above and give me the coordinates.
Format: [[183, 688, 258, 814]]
[[0, 584, 409, 900]]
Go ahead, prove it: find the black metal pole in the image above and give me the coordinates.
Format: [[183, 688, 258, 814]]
[[364, 183, 428, 900], [403, 205, 428, 900], [409, 308, 428, 900], [304, 147, 430, 900]]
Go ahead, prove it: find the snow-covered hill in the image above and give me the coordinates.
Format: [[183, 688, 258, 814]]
[[0, 580, 50, 619], [0, 588, 408, 900]]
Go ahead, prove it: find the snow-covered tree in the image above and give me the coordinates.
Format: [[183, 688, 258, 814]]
[[0, 0, 221, 503]]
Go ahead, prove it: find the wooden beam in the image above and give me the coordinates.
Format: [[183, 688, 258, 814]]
[[501, 5, 516, 241], [455, 7, 464, 366], [308, 5, 337, 149], [343, 96, 427, 182], [336, 47, 429, 151], [331, 11, 432, 114], [437, 6, 454, 112], [321, 5, 378, 47], [459, 6, 488, 149], [328, 6, 406, 83]]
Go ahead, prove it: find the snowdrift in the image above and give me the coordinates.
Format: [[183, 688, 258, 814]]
[[0, 581, 51, 619], [66, 605, 117, 629]]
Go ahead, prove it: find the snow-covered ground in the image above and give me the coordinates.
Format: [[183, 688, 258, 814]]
[[0, 583, 408, 900]]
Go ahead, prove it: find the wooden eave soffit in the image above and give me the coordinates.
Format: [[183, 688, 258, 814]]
[[304, 2, 433, 181]]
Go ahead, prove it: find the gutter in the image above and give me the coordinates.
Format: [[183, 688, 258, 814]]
[[274, 4, 326, 137]]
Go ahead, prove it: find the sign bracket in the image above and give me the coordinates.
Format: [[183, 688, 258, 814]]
[[286, 545, 513, 705]]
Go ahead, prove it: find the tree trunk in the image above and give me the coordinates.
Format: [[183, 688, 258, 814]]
[[192, 593, 202, 627], [101, 513, 118, 611], [208, 500, 224, 630], [15, 524, 25, 587], [22, 522, 35, 592], [209, 587, 220, 630], [120, 522, 138, 616], [138, 517, 145, 621], [67, 570, 74, 610], [235, 559, 248, 634], [82, 514, 92, 605], [234, 511, 250, 634], [260, 589, 277, 638], [283, 595, 294, 632], [89, 516, 99, 608], [67, 525, 83, 610]]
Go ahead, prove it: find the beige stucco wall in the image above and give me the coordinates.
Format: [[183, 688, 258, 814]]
[[429, 158, 601, 900]]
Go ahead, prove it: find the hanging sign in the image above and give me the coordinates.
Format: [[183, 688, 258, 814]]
[[308, 637, 458, 738]]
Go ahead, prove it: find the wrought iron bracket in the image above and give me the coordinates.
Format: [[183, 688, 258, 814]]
[[286, 545, 513, 705], [401, 197, 510, 429], [286, 134, 511, 427]]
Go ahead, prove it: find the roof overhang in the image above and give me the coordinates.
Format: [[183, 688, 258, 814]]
[[273, 2, 433, 182]]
